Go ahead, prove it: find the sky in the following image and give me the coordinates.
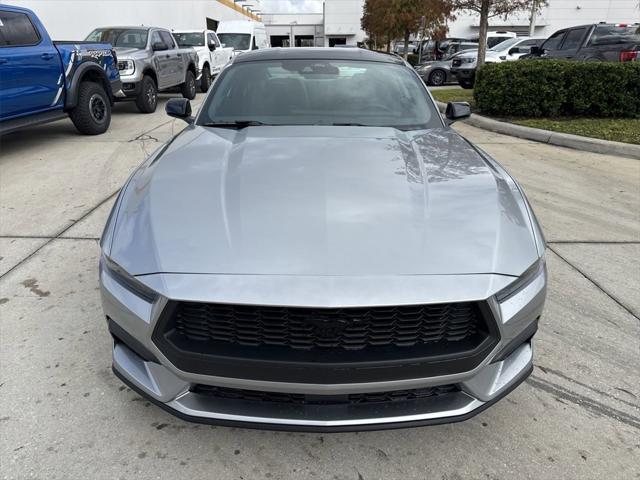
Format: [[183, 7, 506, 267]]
[[260, 0, 323, 14]]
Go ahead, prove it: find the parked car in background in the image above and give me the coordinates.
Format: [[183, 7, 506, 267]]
[[416, 48, 477, 86], [526, 23, 639, 62], [86, 27, 199, 113], [393, 41, 419, 55], [216, 21, 269, 55], [472, 31, 517, 48], [173, 30, 233, 92], [451, 37, 544, 88], [0, 5, 121, 135], [101, 47, 547, 431]]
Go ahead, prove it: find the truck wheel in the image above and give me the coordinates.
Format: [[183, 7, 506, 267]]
[[459, 79, 474, 89], [69, 81, 111, 135], [181, 70, 197, 100], [135, 76, 158, 113], [200, 65, 211, 93]]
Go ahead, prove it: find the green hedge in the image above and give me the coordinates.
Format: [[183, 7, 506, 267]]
[[474, 60, 640, 118]]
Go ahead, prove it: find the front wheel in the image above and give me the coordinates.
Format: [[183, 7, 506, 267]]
[[459, 78, 474, 89], [69, 81, 111, 135], [181, 70, 197, 100], [428, 69, 446, 87], [135, 75, 158, 113], [200, 65, 211, 93]]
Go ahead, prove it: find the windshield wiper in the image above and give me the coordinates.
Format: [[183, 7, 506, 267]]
[[202, 120, 269, 129], [330, 122, 372, 127]]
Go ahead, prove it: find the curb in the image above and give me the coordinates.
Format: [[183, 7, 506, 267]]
[[435, 101, 640, 160]]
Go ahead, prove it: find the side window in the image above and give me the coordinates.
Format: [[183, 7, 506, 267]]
[[0, 10, 40, 46], [150, 30, 163, 47], [208, 33, 220, 48], [542, 30, 566, 51], [560, 28, 586, 50], [159, 31, 176, 49]]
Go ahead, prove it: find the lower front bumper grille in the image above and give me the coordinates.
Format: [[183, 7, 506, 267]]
[[191, 384, 460, 406]]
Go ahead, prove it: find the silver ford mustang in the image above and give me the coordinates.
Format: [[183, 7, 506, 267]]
[[100, 48, 547, 431]]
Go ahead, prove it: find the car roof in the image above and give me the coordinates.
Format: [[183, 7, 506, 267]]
[[233, 48, 406, 65]]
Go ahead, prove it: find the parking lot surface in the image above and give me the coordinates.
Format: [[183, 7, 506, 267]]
[[1, 95, 639, 480]]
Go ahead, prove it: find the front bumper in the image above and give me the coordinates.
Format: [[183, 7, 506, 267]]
[[451, 67, 475, 80], [101, 267, 546, 431]]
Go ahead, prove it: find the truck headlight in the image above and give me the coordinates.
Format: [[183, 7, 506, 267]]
[[495, 257, 546, 303], [118, 59, 135, 76], [101, 255, 157, 302]]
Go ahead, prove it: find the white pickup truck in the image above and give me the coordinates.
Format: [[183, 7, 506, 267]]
[[173, 30, 233, 92]]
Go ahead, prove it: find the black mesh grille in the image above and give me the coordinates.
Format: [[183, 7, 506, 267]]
[[170, 302, 483, 352], [191, 384, 460, 406]]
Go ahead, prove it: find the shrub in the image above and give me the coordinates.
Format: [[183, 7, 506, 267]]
[[474, 60, 640, 118], [407, 53, 419, 66]]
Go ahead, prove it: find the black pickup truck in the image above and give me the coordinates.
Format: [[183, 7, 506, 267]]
[[527, 23, 639, 62]]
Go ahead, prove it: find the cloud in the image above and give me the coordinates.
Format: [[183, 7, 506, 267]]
[[261, 0, 323, 13]]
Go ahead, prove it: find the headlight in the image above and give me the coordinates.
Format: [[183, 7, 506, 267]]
[[101, 255, 157, 302], [495, 257, 546, 303], [462, 57, 476, 64], [118, 59, 135, 76]]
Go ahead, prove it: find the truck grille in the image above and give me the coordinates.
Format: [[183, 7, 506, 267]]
[[191, 384, 460, 406], [169, 302, 482, 352]]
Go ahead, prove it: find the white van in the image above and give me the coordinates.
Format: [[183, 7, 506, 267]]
[[216, 21, 268, 55]]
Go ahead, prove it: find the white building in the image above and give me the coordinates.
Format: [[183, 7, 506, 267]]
[[263, 0, 366, 48], [448, 0, 640, 38], [3, 0, 263, 39]]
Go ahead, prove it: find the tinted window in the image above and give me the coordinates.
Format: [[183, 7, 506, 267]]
[[489, 37, 520, 51], [542, 30, 566, 51], [174, 32, 204, 47], [150, 31, 163, 47], [159, 31, 176, 49], [200, 60, 440, 131], [561, 28, 586, 50], [589, 25, 640, 46], [208, 33, 220, 47], [0, 10, 40, 46], [218, 33, 250, 50], [487, 37, 511, 48], [86, 28, 148, 48]]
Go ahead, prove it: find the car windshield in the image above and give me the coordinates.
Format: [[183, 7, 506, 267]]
[[488, 37, 520, 51], [217, 33, 250, 50], [86, 28, 148, 48], [199, 59, 440, 131], [173, 32, 204, 47]]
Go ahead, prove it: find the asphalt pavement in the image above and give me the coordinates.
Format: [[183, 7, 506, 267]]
[[1, 95, 638, 480]]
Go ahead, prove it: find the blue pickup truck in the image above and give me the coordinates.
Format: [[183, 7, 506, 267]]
[[0, 5, 122, 135]]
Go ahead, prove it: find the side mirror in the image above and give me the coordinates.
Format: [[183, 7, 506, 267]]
[[508, 47, 519, 55], [529, 46, 543, 56], [152, 42, 168, 51], [166, 98, 193, 123], [208, 41, 216, 51], [445, 102, 471, 124]]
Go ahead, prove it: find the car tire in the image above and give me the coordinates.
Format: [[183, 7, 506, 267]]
[[135, 75, 158, 113], [459, 79, 474, 89], [69, 81, 111, 135], [181, 70, 197, 100], [428, 69, 446, 87], [200, 65, 212, 93]]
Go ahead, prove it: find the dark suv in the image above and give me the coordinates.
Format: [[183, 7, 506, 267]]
[[528, 23, 639, 62]]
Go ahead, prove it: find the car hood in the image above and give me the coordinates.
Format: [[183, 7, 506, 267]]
[[109, 126, 538, 277]]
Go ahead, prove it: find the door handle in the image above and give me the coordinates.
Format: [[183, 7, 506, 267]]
[[41, 53, 55, 60]]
